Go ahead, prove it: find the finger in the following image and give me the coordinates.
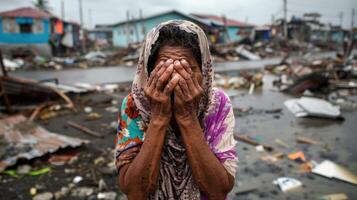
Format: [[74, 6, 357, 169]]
[[184, 75, 197, 92], [178, 77, 190, 96], [150, 65, 167, 90], [174, 60, 191, 80], [192, 75, 203, 95], [163, 74, 180, 96], [180, 59, 192, 74], [148, 61, 164, 85], [156, 64, 174, 90], [174, 84, 184, 100], [164, 59, 174, 68]]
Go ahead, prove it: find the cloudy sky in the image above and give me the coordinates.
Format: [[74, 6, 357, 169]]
[[0, 0, 356, 29]]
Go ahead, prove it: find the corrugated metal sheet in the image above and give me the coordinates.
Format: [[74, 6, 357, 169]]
[[192, 13, 254, 27], [0, 7, 51, 19], [0, 115, 89, 172]]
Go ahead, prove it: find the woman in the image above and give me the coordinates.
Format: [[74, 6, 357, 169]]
[[115, 20, 237, 200]]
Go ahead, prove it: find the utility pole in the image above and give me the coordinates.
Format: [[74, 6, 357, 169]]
[[126, 10, 130, 47], [79, 0, 86, 53], [283, 0, 288, 39], [339, 11, 343, 27], [61, 0, 65, 20], [352, 8, 355, 31], [140, 9, 145, 37], [88, 8, 92, 29]]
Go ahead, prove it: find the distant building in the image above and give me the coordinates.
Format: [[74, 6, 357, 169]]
[[0, 7, 80, 57], [87, 24, 113, 47], [191, 14, 255, 43], [110, 10, 212, 47]]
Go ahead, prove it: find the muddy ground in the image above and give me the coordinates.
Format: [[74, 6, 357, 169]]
[[0, 73, 356, 200]]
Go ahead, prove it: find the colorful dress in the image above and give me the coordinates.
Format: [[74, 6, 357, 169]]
[[115, 88, 237, 199]]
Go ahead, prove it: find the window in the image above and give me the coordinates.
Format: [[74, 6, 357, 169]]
[[19, 23, 32, 33]]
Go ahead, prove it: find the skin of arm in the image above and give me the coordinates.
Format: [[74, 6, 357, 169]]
[[118, 59, 180, 199], [177, 117, 234, 200], [173, 59, 234, 199]]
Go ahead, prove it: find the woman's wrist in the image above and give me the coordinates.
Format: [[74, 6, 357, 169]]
[[176, 114, 199, 128], [150, 115, 170, 127]]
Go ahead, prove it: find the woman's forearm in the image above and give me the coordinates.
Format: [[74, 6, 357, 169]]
[[119, 118, 168, 198], [178, 118, 234, 200]]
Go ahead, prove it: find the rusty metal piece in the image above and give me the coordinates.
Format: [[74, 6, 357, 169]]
[[0, 115, 89, 172]]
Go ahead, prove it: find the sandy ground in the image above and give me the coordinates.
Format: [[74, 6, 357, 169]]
[[0, 72, 356, 200]]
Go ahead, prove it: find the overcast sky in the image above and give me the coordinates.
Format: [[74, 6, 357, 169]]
[[0, 0, 356, 29]]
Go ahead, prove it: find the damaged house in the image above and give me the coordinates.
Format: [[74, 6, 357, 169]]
[[0, 7, 80, 57]]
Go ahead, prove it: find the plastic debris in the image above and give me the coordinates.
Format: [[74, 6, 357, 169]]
[[288, 151, 307, 162], [97, 192, 117, 200], [312, 160, 357, 185], [73, 176, 83, 184], [284, 97, 341, 118], [273, 177, 302, 192], [33, 192, 53, 200], [320, 193, 348, 200]]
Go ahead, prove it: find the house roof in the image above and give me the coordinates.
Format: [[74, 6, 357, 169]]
[[110, 10, 209, 28], [0, 7, 52, 18], [191, 13, 254, 27]]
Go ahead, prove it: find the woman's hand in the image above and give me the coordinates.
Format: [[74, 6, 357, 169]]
[[173, 60, 203, 122], [144, 59, 180, 124]]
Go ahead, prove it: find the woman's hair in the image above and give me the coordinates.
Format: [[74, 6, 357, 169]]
[[147, 24, 202, 75]]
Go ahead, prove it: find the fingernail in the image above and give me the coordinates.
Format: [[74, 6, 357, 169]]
[[167, 59, 173, 63], [174, 60, 180, 65]]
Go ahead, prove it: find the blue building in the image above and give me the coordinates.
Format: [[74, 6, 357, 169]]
[[0, 7, 80, 57], [110, 10, 255, 47], [0, 7, 53, 56], [192, 14, 255, 43], [111, 10, 213, 47]]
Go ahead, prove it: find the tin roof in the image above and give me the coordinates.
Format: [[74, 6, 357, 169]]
[[0, 115, 89, 172], [191, 13, 254, 27], [0, 7, 52, 18]]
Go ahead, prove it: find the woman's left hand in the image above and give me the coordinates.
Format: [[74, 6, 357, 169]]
[[173, 60, 203, 122]]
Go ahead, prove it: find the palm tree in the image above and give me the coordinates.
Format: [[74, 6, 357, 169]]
[[33, 0, 52, 12]]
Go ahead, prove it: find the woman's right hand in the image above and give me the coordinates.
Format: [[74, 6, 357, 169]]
[[144, 59, 180, 124]]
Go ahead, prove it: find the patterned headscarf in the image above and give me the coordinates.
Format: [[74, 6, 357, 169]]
[[131, 20, 214, 125]]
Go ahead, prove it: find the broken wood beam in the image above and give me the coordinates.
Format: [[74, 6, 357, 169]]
[[67, 121, 103, 138], [235, 134, 274, 151]]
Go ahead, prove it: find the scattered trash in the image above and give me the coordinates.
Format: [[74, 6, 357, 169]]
[[71, 187, 94, 198], [312, 160, 357, 185], [97, 192, 117, 200], [320, 193, 348, 200], [48, 151, 79, 166], [275, 139, 290, 148], [28, 167, 51, 176], [73, 176, 83, 184], [30, 187, 37, 196], [296, 136, 320, 145], [273, 177, 303, 192], [87, 112, 102, 120], [33, 192, 53, 200], [261, 152, 285, 163], [255, 145, 264, 152], [288, 151, 307, 163], [285, 97, 341, 119], [84, 107, 93, 113]]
